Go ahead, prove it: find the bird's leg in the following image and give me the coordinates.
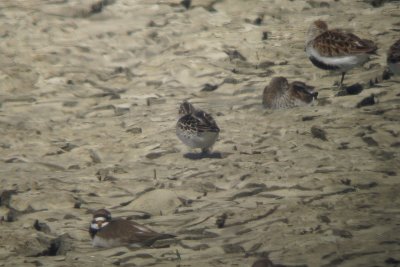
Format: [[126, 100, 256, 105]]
[[339, 72, 346, 89], [201, 148, 210, 155]]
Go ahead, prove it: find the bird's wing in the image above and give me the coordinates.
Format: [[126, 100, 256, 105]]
[[98, 220, 162, 245], [313, 30, 377, 57], [178, 113, 220, 133]]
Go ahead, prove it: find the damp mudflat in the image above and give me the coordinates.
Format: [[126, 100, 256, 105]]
[[0, 0, 399, 266]]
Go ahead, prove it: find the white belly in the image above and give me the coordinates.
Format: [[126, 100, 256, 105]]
[[307, 46, 369, 72], [92, 236, 121, 248], [176, 128, 218, 149]]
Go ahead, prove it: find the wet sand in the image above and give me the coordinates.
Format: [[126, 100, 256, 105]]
[[0, 0, 399, 266]]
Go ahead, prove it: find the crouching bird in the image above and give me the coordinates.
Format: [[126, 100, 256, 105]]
[[89, 209, 175, 248]]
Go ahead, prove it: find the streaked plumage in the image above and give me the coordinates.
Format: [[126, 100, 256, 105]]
[[262, 77, 318, 109], [387, 38, 400, 75], [176, 101, 220, 154], [305, 20, 377, 87], [89, 209, 174, 248]]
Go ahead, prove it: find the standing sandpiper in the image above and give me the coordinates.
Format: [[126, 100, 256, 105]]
[[176, 101, 220, 155], [305, 20, 377, 88]]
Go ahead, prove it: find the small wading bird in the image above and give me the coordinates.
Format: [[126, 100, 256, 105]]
[[305, 20, 377, 88], [89, 209, 175, 248], [176, 101, 220, 155], [262, 77, 318, 109]]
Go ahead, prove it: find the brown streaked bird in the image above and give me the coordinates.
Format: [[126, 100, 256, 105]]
[[305, 20, 377, 88], [387, 38, 400, 75], [262, 77, 318, 109], [176, 101, 220, 154], [89, 209, 175, 248]]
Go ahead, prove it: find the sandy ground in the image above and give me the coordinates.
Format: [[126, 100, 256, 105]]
[[0, 0, 399, 266]]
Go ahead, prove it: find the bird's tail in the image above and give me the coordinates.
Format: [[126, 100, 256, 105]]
[[143, 233, 176, 247]]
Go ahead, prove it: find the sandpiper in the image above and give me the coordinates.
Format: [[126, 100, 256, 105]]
[[305, 20, 377, 88], [387, 38, 400, 75], [262, 77, 317, 109], [176, 101, 220, 154], [89, 209, 174, 248]]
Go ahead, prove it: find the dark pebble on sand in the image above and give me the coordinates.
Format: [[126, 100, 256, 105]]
[[356, 94, 377, 108], [302, 115, 318, 121], [126, 127, 142, 134], [146, 97, 166, 106], [385, 258, 400, 264], [336, 83, 363, 96], [222, 243, 245, 254], [91, 2, 103, 14], [308, 0, 330, 8], [346, 83, 363, 95], [225, 49, 247, 61], [201, 83, 219, 92], [311, 126, 327, 141], [253, 15, 264, 25], [0, 190, 17, 208], [146, 152, 163, 159], [223, 77, 240, 84], [216, 213, 227, 228], [5, 209, 18, 222], [391, 142, 400, 147], [181, 0, 191, 9], [317, 215, 331, 224], [362, 136, 379, 146], [74, 202, 81, 209], [355, 182, 378, 189], [262, 31, 269, 40], [258, 61, 275, 69], [34, 220, 51, 234], [340, 178, 352, 186], [332, 229, 353, 238], [382, 68, 392, 80], [365, 0, 388, 8]]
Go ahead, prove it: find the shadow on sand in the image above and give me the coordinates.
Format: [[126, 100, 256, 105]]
[[183, 151, 225, 160]]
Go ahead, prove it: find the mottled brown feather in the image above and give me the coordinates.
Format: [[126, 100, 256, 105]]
[[262, 77, 289, 105], [96, 219, 172, 245], [290, 81, 316, 104], [178, 101, 196, 116], [314, 20, 328, 31], [262, 77, 316, 109], [177, 112, 220, 133], [313, 30, 377, 57]]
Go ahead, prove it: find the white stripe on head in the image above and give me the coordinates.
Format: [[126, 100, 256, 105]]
[[94, 216, 107, 222], [91, 220, 109, 230]]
